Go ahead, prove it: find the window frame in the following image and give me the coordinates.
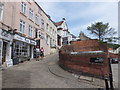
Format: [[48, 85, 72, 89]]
[[28, 25, 33, 37], [29, 8, 33, 20], [35, 14, 39, 25], [0, 3, 3, 21], [21, 2, 26, 15], [20, 20, 25, 33]]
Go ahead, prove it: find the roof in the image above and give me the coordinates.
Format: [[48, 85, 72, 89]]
[[55, 21, 64, 26], [71, 34, 76, 38], [108, 48, 113, 50]]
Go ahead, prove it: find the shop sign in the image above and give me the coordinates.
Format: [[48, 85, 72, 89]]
[[0, 29, 12, 41], [30, 40, 36, 45], [25, 38, 30, 43], [14, 34, 25, 42], [14, 34, 36, 45]]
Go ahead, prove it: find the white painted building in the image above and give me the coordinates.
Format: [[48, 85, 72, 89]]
[[55, 18, 72, 48]]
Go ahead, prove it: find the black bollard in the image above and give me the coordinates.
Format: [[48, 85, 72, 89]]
[[109, 73, 114, 90], [105, 78, 109, 90], [108, 58, 114, 90]]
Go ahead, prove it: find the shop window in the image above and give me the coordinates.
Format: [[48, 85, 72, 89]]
[[13, 41, 29, 57], [90, 57, 104, 63]]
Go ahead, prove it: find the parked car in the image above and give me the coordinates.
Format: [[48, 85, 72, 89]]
[[111, 58, 118, 63]]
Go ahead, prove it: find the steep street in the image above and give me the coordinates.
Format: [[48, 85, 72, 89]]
[[0, 53, 110, 89]]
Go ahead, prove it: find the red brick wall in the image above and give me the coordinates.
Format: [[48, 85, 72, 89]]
[[70, 39, 108, 52], [109, 53, 118, 58], [59, 40, 109, 78]]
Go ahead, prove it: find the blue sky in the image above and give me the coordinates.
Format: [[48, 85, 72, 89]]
[[36, 1, 118, 39]]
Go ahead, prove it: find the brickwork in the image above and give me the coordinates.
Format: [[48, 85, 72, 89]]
[[59, 40, 109, 79], [70, 39, 108, 52]]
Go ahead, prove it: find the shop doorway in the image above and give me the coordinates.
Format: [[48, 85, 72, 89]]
[[2, 42, 7, 64]]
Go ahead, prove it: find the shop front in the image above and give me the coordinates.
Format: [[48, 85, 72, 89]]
[[0, 29, 13, 67], [12, 34, 36, 64]]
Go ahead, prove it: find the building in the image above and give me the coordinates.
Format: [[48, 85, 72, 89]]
[[55, 18, 72, 49], [0, 2, 15, 67], [78, 31, 91, 40], [71, 34, 77, 41], [33, 2, 57, 55], [0, 0, 57, 67]]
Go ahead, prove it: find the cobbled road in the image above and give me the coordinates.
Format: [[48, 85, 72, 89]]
[[0, 53, 118, 89]]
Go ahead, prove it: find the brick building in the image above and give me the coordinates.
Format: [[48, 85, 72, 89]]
[[59, 39, 109, 79]]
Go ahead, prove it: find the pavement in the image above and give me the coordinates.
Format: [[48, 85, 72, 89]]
[[0, 53, 119, 89]]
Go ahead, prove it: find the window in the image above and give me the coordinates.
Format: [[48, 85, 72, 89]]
[[0, 3, 3, 21], [28, 25, 32, 36], [28, 0, 33, 3], [41, 19, 44, 29], [20, 20, 25, 33], [29, 8, 33, 20], [50, 27, 52, 34], [21, 2, 26, 14], [38, 8, 41, 14], [46, 23, 49, 31], [53, 29, 54, 36], [46, 35, 49, 44], [90, 57, 103, 63], [41, 33, 44, 39], [0, 40, 2, 60], [13, 41, 29, 57], [35, 14, 39, 25], [50, 38, 52, 47]]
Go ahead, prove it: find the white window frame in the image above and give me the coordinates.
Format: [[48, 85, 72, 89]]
[[20, 20, 25, 33], [46, 35, 49, 44], [28, 25, 32, 37], [0, 3, 3, 21], [21, 2, 26, 15], [0, 40, 3, 65], [50, 27, 52, 34], [35, 14, 39, 25], [29, 8, 33, 20], [41, 19, 44, 29], [46, 23, 49, 32]]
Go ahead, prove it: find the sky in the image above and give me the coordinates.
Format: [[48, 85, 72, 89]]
[[35, 0, 118, 40]]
